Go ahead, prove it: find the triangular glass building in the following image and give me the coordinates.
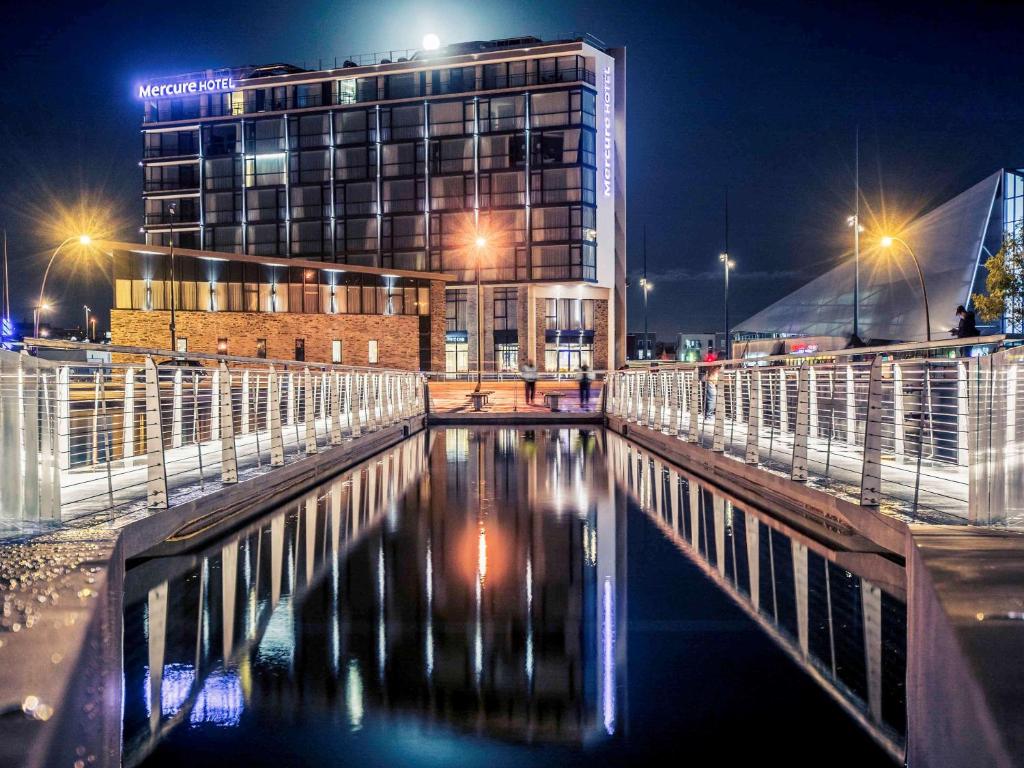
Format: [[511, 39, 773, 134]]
[[735, 168, 1024, 343]]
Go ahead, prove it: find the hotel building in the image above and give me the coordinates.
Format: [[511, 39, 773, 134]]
[[118, 35, 627, 371]]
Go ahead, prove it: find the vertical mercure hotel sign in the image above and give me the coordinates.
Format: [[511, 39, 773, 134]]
[[138, 77, 235, 99], [601, 66, 613, 198]]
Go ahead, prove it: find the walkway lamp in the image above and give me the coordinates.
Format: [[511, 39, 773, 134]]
[[880, 235, 931, 342], [719, 253, 735, 358], [474, 234, 486, 392], [639, 277, 653, 359], [36, 234, 94, 337], [33, 302, 52, 338]]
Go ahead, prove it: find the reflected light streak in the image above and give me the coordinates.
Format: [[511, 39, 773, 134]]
[[377, 543, 386, 679], [346, 659, 364, 731], [426, 541, 434, 678], [602, 576, 616, 735]]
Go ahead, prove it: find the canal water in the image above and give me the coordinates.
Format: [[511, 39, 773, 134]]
[[122, 427, 906, 767]]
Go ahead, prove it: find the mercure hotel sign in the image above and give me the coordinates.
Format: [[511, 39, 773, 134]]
[[138, 77, 235, 99], [601, 66, 613, 198]]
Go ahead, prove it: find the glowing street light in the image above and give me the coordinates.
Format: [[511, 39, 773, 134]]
[[719, 252, 735, 359], [474, 234, 486, 392], [880, 235, 931, 341], [422, 33, 441, 51], [33, 302, 52, 338], [36, 235, 95, 337]]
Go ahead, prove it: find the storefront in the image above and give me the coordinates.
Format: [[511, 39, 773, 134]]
[[544, 330, 595, 372], [445, 330, 469, 374]]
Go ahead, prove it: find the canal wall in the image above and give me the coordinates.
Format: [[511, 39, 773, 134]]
[[0, 416, 424, 768]]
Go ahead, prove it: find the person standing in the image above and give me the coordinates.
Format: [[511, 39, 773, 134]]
[[578, 364, 593, 409], [520, 359, 538, 404], [951, 305, 980, 338]]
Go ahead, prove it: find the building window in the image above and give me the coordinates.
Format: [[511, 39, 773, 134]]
[[446, 288, 468, 331], [176, 337, 188, 354], [368, 339, 379, 365], [294, 338, 305, 362], [217, 337, 228, 355], [496, 344, 519, 372], [332, 339, 342, 364], [256, 338, 267, 359], [493, 288, 518, 331]]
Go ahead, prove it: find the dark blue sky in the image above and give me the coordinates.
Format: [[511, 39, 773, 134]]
[[2, 0, 1021, 336]]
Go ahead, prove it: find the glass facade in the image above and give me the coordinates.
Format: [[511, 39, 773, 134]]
[[141, 53, 600, 286], [1004, 170, 1024, 333]]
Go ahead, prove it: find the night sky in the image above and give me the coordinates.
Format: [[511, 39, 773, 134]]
[[2, 0, 1022, 337]]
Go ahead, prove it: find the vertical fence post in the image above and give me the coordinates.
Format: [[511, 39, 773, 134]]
[[211, 366, 221, 440], [330, 371, 342, 445], [808, 366, 819, 437], [957, 360, 969, 467], [286, 371, 296, 426], [859, 356, 884, 506], [792, 366, 809, 481], [39, 369, 61, 520], [171, 368, 183, 449], [144, 357, 168, 508], [268, 365, 284, 467], [744, 370, 761, 464], [122, 366, 135, 461], [778, 369, 789, 436], [893, 364, 906, 461], [241, 369, 250, 435], [20, 354, 40, 519], [0, 352, 22, 518], [712, 378, 725, 452], [56, 365, 70, 471], [845, 364, 857, 445], [350, 374, 362, 437], [367, 374, 379, 431], [968, 355, 993, 524], [304, 367, 317, 455], [219, 362, 238, 483], [687, 371, 699, 443]]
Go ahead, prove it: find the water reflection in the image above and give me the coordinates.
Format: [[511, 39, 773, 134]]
[[606, 433, 907, 759], [124, 428, 626, 766], [122, 427, 904, 766]]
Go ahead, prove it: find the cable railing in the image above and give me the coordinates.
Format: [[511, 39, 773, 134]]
[[0, 341, 426, 526], [603, 337, 1024, 526]]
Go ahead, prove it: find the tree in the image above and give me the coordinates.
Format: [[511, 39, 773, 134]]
[[972, 222, 1024, 329]]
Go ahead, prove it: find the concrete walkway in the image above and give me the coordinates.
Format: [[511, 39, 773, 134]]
[[427, 380, 603, 421]]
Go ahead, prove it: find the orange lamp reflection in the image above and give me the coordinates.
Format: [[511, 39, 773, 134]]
[[454, 519, 509, 588]]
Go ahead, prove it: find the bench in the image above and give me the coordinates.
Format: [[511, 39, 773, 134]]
[[543, 391, 569, 412], [466, 390, 493, 411]]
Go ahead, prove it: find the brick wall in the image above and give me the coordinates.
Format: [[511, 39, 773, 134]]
[[110, 310, 422, 369], [593, 299, 609, 370], [429, 282, 446, 372]]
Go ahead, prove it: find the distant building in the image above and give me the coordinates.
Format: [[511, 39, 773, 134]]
[[626, 332, 655, 361], [123, 34, 627, 371], [735, 169, 1024, 343], [675, 331, 716, 362]]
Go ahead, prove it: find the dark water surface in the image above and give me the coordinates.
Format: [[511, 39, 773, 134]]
[[124, 427, 904, 767]]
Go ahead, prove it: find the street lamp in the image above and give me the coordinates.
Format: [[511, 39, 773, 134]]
[[880, 235, 931, 342], [168, 202, 179, 352], [36, 234, 94, 336], [719, 253, 735, 358], [847, 214, 865, 342], [83, 304, 91, 341], [639, 277, 653, 359], [474, 234, 487, 392], [33, 302, 52, 338]]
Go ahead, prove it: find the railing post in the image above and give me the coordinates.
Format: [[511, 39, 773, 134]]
[[122, 366, 135, 461], [792, 366, 809, 481], [778, 369, 789, 436], [56, 365, 70, 471], [366, 373, 379, 431], [219, 362, 238, 483], [957, 360, 969, 467], [0, 352, 23, 518], [968, 355, 993, 524], [304, 367, 317, 455], [330, 371, 343, 444], [39, 368, 61, 520], [144, 356, 168, 508], [893, 364, 906, 461], [349, 374, 362, 437], [744, 370, 761, 464], [845, 364, 857, 446], [268, 365, 284, 467], [171, 368, 183, 449], [712, 378, 725, 452], [859, 356, 884, 506], [211, 367, 221, 439], [687, 371, 699, 443], [320, 370, 329, 429], [808, 367, 819, 437], [240, 369, 250, 435], [286, 371, 296, 426], [20, 354, 40, 519]]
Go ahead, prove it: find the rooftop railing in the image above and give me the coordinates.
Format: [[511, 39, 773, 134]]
[[0, 341, 425, 529], [604, 335, 1024, 526]]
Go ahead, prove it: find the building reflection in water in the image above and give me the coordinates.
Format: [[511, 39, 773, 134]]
[[123, 427, 906, 766], [123, 427, 627, 765], [605, 432, 908, 762]]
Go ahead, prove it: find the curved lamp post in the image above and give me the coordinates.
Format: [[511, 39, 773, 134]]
[[36, 234, 93, 336], [880, 235, 931, 342], [719, 252, 735, 358]]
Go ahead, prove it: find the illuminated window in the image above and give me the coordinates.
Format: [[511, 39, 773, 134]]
[[294, 338, 305, 362], [256, 338, 267, 358], [368, 339, 379, 365], [217, 337, 228, 354], [332, 339, 342, 363]]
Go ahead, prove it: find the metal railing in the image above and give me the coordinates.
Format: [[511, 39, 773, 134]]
[[0, 341, 425, 525], [603, 336, 1023, 525]]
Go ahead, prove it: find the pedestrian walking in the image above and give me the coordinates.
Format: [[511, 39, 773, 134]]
[[578, 364, 594, 409], [520, 360, 538, 404]]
